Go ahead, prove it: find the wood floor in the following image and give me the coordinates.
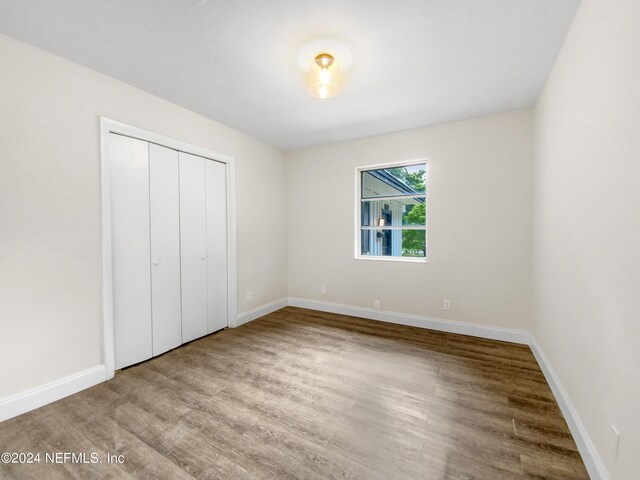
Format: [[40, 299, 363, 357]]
[[0, 307, 589, 479]]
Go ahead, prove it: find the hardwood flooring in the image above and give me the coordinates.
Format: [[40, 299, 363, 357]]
[[0, 307, 589, 479]]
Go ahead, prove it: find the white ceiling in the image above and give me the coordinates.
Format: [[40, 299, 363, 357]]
[[0, 0, 580, 150]]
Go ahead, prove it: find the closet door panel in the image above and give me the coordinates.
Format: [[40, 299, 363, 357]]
[[206, 160, 228, 333], [179, 152, 208, 342], [109, 133, 152, 369], [149, 144, 182, 355]]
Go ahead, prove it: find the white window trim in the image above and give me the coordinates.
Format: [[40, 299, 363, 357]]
[[354, 159, 428, 263]]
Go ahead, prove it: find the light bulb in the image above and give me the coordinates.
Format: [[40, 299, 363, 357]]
[[307, 52, 341, 99], [319, 67, 331, 84], [308, 81, 340, 99]]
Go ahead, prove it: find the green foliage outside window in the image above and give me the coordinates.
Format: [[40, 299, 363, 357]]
[[390, 166, 426, 256], [402, 203, 426, 256], [387, 167, 426, 193]]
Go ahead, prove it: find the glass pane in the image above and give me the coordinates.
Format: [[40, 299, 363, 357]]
[[361, 163, 426, 198], [361, 197, 425, 227], [361, 229, 426, 258], [401, 229, 427, 257]]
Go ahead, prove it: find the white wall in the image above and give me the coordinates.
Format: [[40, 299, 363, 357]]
[[0, 34, 287, 399], [287, 109, 533, 330], [532, 1, 640, 478], [4, 5, 639, 476]]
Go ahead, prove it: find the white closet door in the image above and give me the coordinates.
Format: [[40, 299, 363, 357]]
[[206, 160, 228, 333], [149, 144, 182, 355], [179, 152, 208, 342], [109, 134, 152, 369]]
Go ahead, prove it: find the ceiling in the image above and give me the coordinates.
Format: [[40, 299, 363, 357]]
[[0, 0, 581, 150]]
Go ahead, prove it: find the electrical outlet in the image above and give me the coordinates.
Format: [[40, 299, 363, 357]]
[[246, 291, 252, 302], [374, 299, 381, 310], [320, 284, 327, 295], [443, 299, 451, 311], [610, 425, 620, 460]]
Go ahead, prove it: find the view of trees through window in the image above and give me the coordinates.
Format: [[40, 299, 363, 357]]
[[389, 166, 426, 257], [402, 203, 426, 257], [359, 163, 427, 259]]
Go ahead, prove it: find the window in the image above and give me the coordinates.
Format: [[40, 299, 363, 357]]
[[357, 161, 427, 261]]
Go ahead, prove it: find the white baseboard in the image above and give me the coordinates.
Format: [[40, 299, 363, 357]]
[[235, 297, 289, 327], [287, 297, 607, 480], [287, 297, 530, 344], [0, 297, 289, 423], [0, 299, 609, 480], [0, 365, 107, 423], [528, 337, 609, 480]]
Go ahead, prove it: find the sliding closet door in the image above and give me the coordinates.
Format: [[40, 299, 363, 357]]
[[149, 144, 182, 355], [109, 133, 152, 369], [206, 160, 228, 333], [179, 152, 208, 342]]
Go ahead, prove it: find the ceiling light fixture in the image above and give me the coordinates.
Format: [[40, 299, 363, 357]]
[[297, 38, 353, 100], [309, 53, 340, 99]]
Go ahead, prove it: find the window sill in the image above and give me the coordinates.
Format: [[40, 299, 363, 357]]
[[354, 255, 428, 263]]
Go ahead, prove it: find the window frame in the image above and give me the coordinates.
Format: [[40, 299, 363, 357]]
[[355, 159, 428, 263]]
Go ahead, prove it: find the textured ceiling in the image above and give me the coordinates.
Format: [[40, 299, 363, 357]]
[[0, 0, 581, 150]]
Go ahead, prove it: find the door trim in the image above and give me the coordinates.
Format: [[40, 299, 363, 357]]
[[100, 117, 238, 379]]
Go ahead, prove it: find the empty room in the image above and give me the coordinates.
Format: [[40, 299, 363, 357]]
[[0, 1, 638, 479]]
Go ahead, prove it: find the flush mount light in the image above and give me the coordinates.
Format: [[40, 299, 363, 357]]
[[309, 53, 340, 99], [297, 38, 353, 100]]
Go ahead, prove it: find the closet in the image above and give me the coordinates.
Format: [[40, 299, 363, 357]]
[[108, 133, 228, 370]]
